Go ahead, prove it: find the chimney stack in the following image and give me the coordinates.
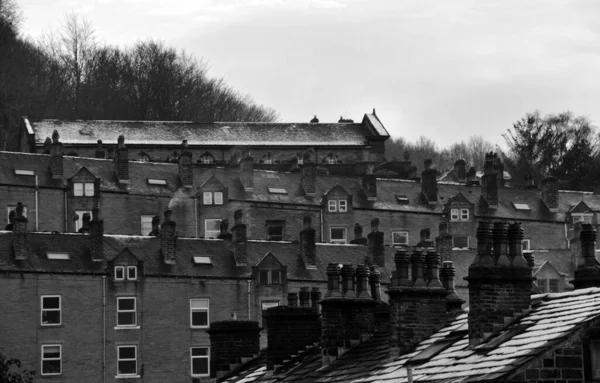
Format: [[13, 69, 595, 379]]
[[178, 140, 193, 187], [350, 223, 367, 245], [232, 210, 248, 266], [95, 140, 105, 159], [466, 221, 533, 347], [436, 220, 453, 262], [300, 216, 316, 268], [12, 203, 28, 260], [239, 157, 254, 192], [50, 130, 63, 180], [481, 152, 499, 207], [454, 159, 466, 182], [161, 209, 176, 264], [43, 137, 51, 154], [367, 218, 385, 267], [493, 154, 504, 188], [301, 162, 317, 197], [466, 166, 478, 186], [418, 228, 433, 248], [541, 176, 559, 212], [362, 165, 377, 201], [114, 135, 129, 185], [571, 224, 600, 289], [208, 321, 261, 378], [217, 219, 232, 241], [89, 205, 104, 262], [440, 261, 464, 314], [421, 159, 438, 204]]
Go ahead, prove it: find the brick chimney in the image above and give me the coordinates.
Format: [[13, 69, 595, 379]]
[[421, 159, 438, 204], [571, 224, 600, 289], [12, 203, 28, 260], [387, 247, 448, 355], [320, 263, 376, 366], [178, 140, 193, 187], [436, 220, 453, 262], [350, 223, 367, 245], [161, 209, 176, 265], [299, 216, 316, 268], [50, 130, 63, 180], [570, 222, 583, 268], [114, 135, 129, 185], [301, 162, 317, 197], [207, 320, 261, 378], [217, 219, 232, 241], [466, 166, 478, 186], [94, 140, 105, 159], [541, 176, 559, 212], [454, 159, 466, 182], [89, 206, 104, 262], [481, 153, 498, 208], [493, 154, 504, 188], [231, 209, 248, 266], [367, 218, 385, 267], [362, 165, 377, 201], [239, 157, 254, 192], [466, 221, 533, 347]]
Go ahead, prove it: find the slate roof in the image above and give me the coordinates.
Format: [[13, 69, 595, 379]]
[[223, 287, 600, 383], [27, 114, 388, 147]]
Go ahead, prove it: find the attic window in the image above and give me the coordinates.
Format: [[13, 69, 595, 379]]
[[47, 252, 70, 260], [513, 203, 531, 211], [268, 187, 287, 195], [407, 333, 466, 364], [396, 195, 409, 204], [147, 179, 167, 186], [193, 256, 212, 265], [14, 169, 35, 176]]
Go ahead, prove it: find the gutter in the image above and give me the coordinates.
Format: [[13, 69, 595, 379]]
[[35, 175, 39, 231]]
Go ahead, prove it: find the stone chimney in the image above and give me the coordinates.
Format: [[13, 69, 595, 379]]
[[367, 218, 385, 267], [80, 212, 91, 234], [541, 176, 559, 212], [466, 166, 478, 186], [481, 153, 498, 208], [300, 216, 316, 268], [571, 224, 600, 289], [362, 165, 377, 201], [161, 209, 177, 265], [89, 206, 104, 262], [207, 321, 261, 378], [149, 215, 160, 237], [454, 159, 466, 182], [217, 219, 232, 241], [95, 140, 105, 159], [50, 130, 63, 180], [231, 209, 248, 266], [466, 221, 533, 347], [436, 220, 453, 262], [387, 247, 448, 355], [350, 223, 367, 245], [114, 135, 129, 185], [301, 162, 317, 197], [12, 203, 28, 260], [421, 159, 437, 204], [178, 140, 193, 187], [239, 157, 254, 192]]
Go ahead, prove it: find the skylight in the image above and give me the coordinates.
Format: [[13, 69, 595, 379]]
[[268, 187, 287, 195], [395, 195, 409, 204], [513, 202, 531, 211], [147, 179, 167, 186], [193, 256, 212, 265], [14, 169, 35, 176], [47, 252, 70, 260]]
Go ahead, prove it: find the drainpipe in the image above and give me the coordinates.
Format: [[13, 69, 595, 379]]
[[35, 175, 39, 231], [565, 222, 569, 249], [102, 275, 106, 383], [247, 279, 252, 319], [407, 366, 413, 383], [320, 206, 324, 243], [64, 189, 68, 232], [195, 197, 198, 238]]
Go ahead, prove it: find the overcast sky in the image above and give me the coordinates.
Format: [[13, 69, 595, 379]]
[[17, 0, 600, 148]]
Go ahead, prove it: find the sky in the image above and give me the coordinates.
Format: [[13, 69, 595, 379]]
[[16, 0, 600, 148]]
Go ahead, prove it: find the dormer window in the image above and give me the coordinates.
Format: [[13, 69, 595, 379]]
[[328, 200, 347, 212], [259, 270, 281, 285], [74, 182, 94, 196], [47, 252, 70, 260], [203, 192, 223, 205], [573, 213, 593, 224], [450, 208, 469, 221], [297, 156, 304, 165], [115, 266, 125, 280], [14, 169, 35, 176], [326, 157, 336, 164], [200, 155, 214, 164], [147, 179, 167, 186], [127, 266, 137, 280]]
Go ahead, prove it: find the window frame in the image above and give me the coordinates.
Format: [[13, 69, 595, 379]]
[[114, 266, 125, 281], [73, 182, 94, 196], [7, 205, 27, 223], [573, 213, 593, 224], [328, 200, 337, 212], [73, 182, 83, 196], [266, 221, 285, 241], [190, 298, 210, 329], [200, 155, 213, 164], [41, 344, 62, 376], [259, 269, 282, 285], [214, 191, 223, 205], [326, 157, 336, 164], [127, 266, 137, 281], [330, 227, 347, 244], [203, 192, 213, 205], [538, 279, 547, 292], [338, 199, 348, 212], [450, 208, 459, 221], [204, 219, 222, 239], [522, 239, 531, 251], [549, 278, 560, 293], [116, 297, 137, 327], [460, 208, 469, 220], [41, 295, 61, 326], [190, 347, 210, 377], [452, 235, 470, 249], [74, 209, 92, 232], [117, 345, 138, 377], [392, 231, 409, 246], [140, 215, 154, 236]]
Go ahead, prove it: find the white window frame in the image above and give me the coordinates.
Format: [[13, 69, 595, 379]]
[[203, 192, 213, 205], [75, 210, 92, 232], [572, 213, 593, 224], [7, 205, 27, 223], [326, 157, 336, 164], [140, 215, 154, 236], [328, 200, 337, 212], [190, 299, 210, 329], [297, 157, 304, 165], [200, 155, 213, 164], [205, 219, 221, 239], [338, 200, 348, 212], [452, 235, 470, 249], [73, 182, 94, 196], [41, 344, 62, 376], [264, 158, 273, 164], [116, 297, 137, 327], [522, 239, 531, 251], [190, 347, 210, 377], [41, 295, 61, 326], [460, 208, 469, 220], [114, 266, 125, 281], [330, 227, 347, 244], [392, 231, 409, 246], [73, 182, 83, 196], [450, 208, 459, 221], [214, 191, 223, 205], [117, 345, 138, 377], [127, 266, 137, 281]]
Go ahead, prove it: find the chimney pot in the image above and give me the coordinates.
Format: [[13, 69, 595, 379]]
[[454, 159, 466, 182], [178, 140, 193, 187], [355, 264, 371, 298], [410, 249, 426, 287], [425, 249, 443, 288], [421, 161, 438, 203], [393, 248, 410, 286], [350, 223, 367, 245], [240, 157, 254, 191], [367, 219, 385, 267], [95, 140, 105, 159], [325, 263, 342, 298], [50, 130, 64, 179], [301, 162, 317, 196], [369, 267, 382, 300], [114, 135, 129, 185], [541, 176, 559, 212], [341, 264, 356, 296]]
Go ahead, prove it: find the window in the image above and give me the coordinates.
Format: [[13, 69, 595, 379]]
[[75, 210, 92, 232], [338, 200, 348, 212], [453, 235, 469, 249], [190, 347, 210, 377], [573, 214, 593, 224], [460, 208, 469, 220], [326, 157, 336, 164], [450, 208, 469, 221], [140, 215, 154, 236], [47, 252, 70, 260], [41, 296, 61, 325], [549, 279, 560, 293], [327, 200, 348, 213], [513, 203, 531, 211], [117, 297, 136, 327], [297, 157, 304, 165], [200, 155, 213, 164], [330, 227, 347, 244], [268, 187, 287, 195], [205, 219, 221, 239], [259, 270, 282, 285], [264, 158, 273, 164], [115, 266, 125, 280], [538, 279, 547, 292], [203, 192, 213, 205], [193, 256, 212, 265], [190, 299, 209, 328], [14, 169, 35, 176], [127, 266, 137, 280], [138, 153, 150, 162], [328, 200, 337, 212], [266, 221, 284, 241], [261, 301, 280, 311], [7, 205, 27, 223], [147, 179, 167, 185], [117, 346, 137, 376], [450, 208, 459, 221], [73, 182, 94, 196], [214, 192, 223, 205], [41, 345, 62, 376], [392, 231, 409, 246], [522, 239, 531, 251]]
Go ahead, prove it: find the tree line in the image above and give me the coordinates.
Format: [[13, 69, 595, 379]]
[[0, 2, 278, 150]]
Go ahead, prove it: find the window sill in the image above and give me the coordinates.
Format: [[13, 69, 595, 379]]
[[41, 324, 62, 327], [115, 375, 140, 379], [114, 326, 140, 330], [190, 326, 210, 330]]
